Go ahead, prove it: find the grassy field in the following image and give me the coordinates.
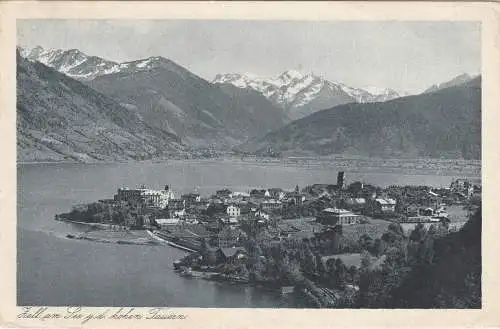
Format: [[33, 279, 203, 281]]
[[446, 205, 470, 222], [74, 229, 157, 244], [341, 219, 392, 241], [322, 253, 362, 268]]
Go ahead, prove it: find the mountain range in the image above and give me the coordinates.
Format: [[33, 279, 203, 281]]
[[20, 46, 405, 122], [238, 76, 481, 159], [213, 71, 402, 121], [17, 45, 481, 161], [19, 45, 286, 150]]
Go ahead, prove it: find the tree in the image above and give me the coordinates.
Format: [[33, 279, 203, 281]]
[[249, 257, 266, 282], [347, 265, 358, 284], [334, 258, 347, 289], [301, 247, 316, 275], [382, 225, 405, 245], [371, 238, 385, 256], [325, 258, 337, 287], [409, 223, 426, 242], [286, 259, 304, 283], [238, 264, 250, 279], [315, 253, 326, 278], [359, 234, 374, 252], [360, 250, 372, 271]]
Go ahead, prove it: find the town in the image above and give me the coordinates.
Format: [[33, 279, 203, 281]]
[[56, 172, 481, 307]]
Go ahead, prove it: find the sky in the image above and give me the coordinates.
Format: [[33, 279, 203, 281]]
[[17, 20, 481, 94]]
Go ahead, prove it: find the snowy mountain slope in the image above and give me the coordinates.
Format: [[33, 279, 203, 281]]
[[19, 45, 206, 82], [423, 73, 476, 94], [19, 46, 122, 81], [19, 44, 403, 121], [213, 70, 402, 120]]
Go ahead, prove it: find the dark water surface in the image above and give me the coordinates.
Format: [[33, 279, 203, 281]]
[[17, 159, 480, 306]]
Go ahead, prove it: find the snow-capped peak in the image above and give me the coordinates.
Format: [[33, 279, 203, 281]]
[[213, 70, 402, 114], [17, 45, 184, 81], [277, 69, 310, 84], [18, 45, 122, 81], [363, 86, 391, 95]]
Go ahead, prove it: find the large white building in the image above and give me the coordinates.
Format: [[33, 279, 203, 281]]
[[114, 185, 175, 208], [316, 208, 361, 226], [226, 205, 241, 218], [260, 199, 283, 211], [373, 198, 396, 213]]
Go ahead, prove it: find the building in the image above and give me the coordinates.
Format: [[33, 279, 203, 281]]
[[343, 198, 366, 211], [366, 198, 396, 214], [250, 189, 268, 199], [169, 199, 185, 209], [450, 178, 476, 198], [403, 204, 419, 217], [261, 199, 283, 211], [226, 205, 241, 217], [347, 181, 364, 195], [219, 217, 240, 227], [419, 207, 435, 216], [231, 191, 251, 198], [167, 199, 186, 218], [181, 193, 201, 205], [216, 189, 232, 198], [155, 218, 181, 226], [337, 171, 345, 190], [316, 208, 361, 226], [173, 209, 187, 218], [267, 188, 285, 200], [254, 210, 270, 221], [114, 185, 175, 208], [450, 179, 471, 191], [216, 247, 247, 264], [283, 185, 305, 206]]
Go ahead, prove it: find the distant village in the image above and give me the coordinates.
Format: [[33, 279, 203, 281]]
[[106, 172, 479, 228], [62, 171, 483, 252], [57, 171, 481, 307]]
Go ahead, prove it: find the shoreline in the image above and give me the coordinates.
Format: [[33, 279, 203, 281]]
[[17, 155, 482, 165], [56, 217, 129, 230], [64, 233, 159, 246], [56, 219, 208, 253], [146, 230, 197, 252]]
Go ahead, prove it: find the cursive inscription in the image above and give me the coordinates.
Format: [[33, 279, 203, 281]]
[[17, 306, 188, 324]]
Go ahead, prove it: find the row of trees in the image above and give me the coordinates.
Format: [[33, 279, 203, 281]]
[[242, 237, 356, 290], [58, 201, 150, 228]]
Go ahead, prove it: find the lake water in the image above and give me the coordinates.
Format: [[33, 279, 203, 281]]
[[17, 159, 480, 307]]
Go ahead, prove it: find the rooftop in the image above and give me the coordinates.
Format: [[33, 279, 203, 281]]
[[262, 199, 282, 204], [323, 208, 353, 215], [219, 247, 246, 258], [375, 198, 396, 205]]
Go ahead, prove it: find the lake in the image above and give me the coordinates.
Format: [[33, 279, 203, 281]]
[[17, 158, 480, 307]]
